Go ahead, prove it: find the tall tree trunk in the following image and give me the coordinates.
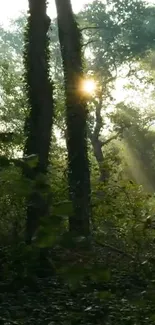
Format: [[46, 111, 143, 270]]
[[55, 0, 91, 236], [23, 0, 54, 244]]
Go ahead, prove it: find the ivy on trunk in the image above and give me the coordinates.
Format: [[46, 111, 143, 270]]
[[55, 0, 91, 236], [23, 0, 54, 244]]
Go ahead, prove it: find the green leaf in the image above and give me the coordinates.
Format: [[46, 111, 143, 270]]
[[98, 291, 112, 300], [35, 223, 61, 248], [37, 234, 59, 248], [150, 314, 155, 321], [90, 267, 111, 282], [36, 228, 60, 248], [51, 200, 73, 217], [24, 154, 39, 168], [58, 264, 88, 287]]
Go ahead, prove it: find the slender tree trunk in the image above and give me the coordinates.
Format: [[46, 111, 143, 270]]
[[55, 0, 91, 236], [91, 138, 109, 182], [87, 87, 109, 183], [23, 0, 54, 244]]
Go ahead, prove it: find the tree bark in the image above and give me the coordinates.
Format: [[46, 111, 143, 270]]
[[55, 0, 91, 236], [91, 138, 109, 182], [88, 88, 109, 183], [23, 0, 54, 244]]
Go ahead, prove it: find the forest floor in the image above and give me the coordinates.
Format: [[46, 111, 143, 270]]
[[0, 245, 155, 325]]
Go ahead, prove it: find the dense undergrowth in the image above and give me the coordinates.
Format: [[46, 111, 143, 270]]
[[0, 229, 155, 325], [0, 173, 155, 324]]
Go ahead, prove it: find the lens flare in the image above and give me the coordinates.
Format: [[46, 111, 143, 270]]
[[82, 79, 96, 94]]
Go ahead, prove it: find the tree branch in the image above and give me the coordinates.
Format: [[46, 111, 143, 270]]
[[80, 26, 103, 32], [0, 132, 14, 143], [101, 133, 120, 147], [93, 86, 104, 141], [87, 126, 93, 142], [94, 239, 133, 258], [82, 39, 97, 47]]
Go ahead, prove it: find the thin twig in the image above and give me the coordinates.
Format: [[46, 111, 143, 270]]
[[80, 26, 103, 32], [82, 39, 97, 47]]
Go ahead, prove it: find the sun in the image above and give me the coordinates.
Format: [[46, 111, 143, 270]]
[[82, 79, 96, 94]]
